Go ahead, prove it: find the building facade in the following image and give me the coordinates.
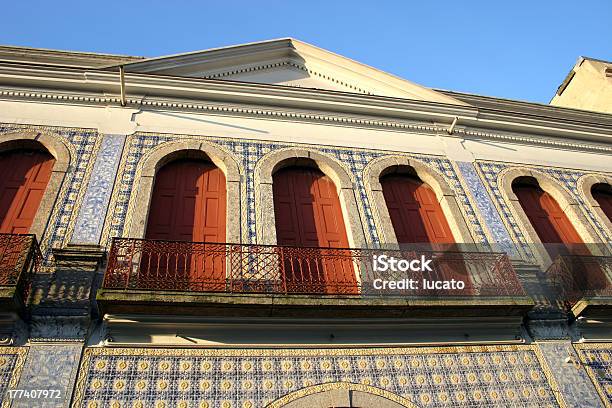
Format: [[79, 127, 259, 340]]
[[0, 39, 610, 407]]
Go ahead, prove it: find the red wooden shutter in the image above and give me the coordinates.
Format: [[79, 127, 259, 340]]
[[273, 167, 349, 248], [145, 160, 226, 243], [380, 175, 468, 293], [513, 184, 583, 245], [592, 184, 612, 222], [144, 159, 226, 291], [273, 167, 355, 293], [381, 175, 455, 244], [0, 149, 55, 234], [514, 182, 608, 293]]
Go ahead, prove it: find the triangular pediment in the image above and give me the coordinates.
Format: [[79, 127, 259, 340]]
[[114, 39, 468, 105]]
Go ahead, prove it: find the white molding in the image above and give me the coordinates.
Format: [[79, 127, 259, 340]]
[[1, 88, 611, 156]]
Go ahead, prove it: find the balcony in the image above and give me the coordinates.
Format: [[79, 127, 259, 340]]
[[96, 238, 533, 318], [0, 233, 41, 314], [546, 254, 612, 318]]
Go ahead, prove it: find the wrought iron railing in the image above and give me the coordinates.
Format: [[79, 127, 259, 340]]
[[102, 238, 525, 298], [546, 254, 612, 308], [0, 233, 41, 300]]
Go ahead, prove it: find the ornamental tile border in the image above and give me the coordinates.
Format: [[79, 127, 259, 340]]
[[71, 344, 565, 408], [537, 341, 604, 408], [12, 343, 84, 408], [574, 343, 612, 407], [100, 132, 490, 248], [475, 160, 612, 260], [455, 161, 516, 255], [71, 135, 126, 245], [0, 346, 28, 408], [0, 125, 100, 264]]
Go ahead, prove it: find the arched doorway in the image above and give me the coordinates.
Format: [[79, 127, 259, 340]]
[[512, 177, 605, 293], [380, 172, 470, 292], [0, 149, 55, 234], [592, 183, 612, 222], [266, 382, 418, 408], [143, 158, 226, 290], [273, 165, 356, 294]]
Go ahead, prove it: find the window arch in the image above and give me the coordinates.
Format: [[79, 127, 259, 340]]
[[0, 130, 71, 240], [267, 382, 418, 408], [512, 176, 584, 254], [127, 140, 243, 243], [254, 148, 367, 248], [381, 170, 455, 244], [498, 168, 603, 265], [577, 174, 612, 242], [592, 183, 612, 222], [363, 156, 475, 247]]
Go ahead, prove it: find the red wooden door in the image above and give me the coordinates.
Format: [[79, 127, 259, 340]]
[[0, 149, 55, 234], [381, 175, 455, 244], [513, 184, 583, 246], [273, 167, 356, 294], [514, 182, 606, 294], [381, 175, 468, 292], [592, 184, 612, 222], [144, 159, 226, 291]]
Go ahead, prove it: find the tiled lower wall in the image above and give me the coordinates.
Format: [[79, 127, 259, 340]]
[[11, 343, 83, 408], [0, 347, 27, 408], [2, 343, 610, 407], [72, 345, 564, 408], [575, 343, 612, 407]]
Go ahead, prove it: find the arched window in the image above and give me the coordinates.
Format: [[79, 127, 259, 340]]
[[380, 171, 455, 244], [512, 176, 586, 257], [142, 158, 226, 291], [592, 183, 612, 223], [0, 148, 55, 234], [272, 164, 356, 293]]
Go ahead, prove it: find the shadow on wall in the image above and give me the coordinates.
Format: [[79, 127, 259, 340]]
[[29, 258, 103, 316]]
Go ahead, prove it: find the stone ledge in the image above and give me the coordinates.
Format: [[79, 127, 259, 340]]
[[96, 289, 534, 318], [52, 244, 106, 269], [571, 296, 612, 318], [0, 285, 25, 315]]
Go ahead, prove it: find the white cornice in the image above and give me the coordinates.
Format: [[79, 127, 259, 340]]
[[0, 63, 476, 120], [0, 64, 610, 153], [0, 45, 143, 68]]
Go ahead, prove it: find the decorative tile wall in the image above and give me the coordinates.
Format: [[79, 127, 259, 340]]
[[71, 135, 125, 245], [475, 160, 612, 259], [102, 133, 490, 247], [0, 125, 99, 262], [537, 341, 604, 408], [456, 161, 516, 256], [0, 347, 28, 408], [12, 343, 83, 408], [72, 345, 562, 408], [575, 343, 612, 407]]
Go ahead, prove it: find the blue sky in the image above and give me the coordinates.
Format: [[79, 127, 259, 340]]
[[1, 1, 611, 103]]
